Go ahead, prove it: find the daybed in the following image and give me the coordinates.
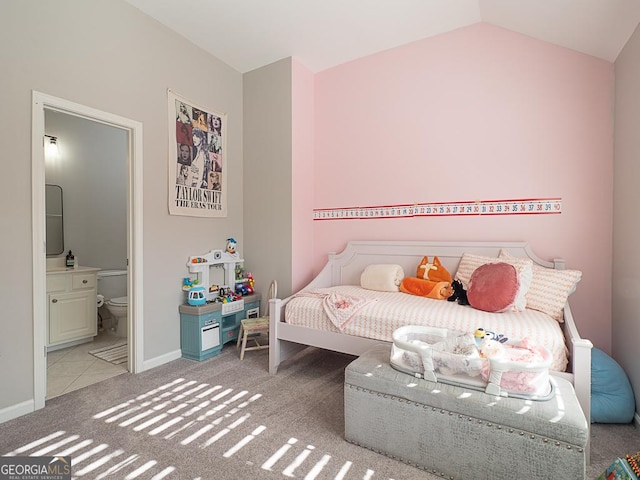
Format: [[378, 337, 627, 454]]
[[268, 240, 593, 425]]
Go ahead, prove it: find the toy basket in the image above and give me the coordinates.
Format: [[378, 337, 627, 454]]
[[390, 325, 554, 400]]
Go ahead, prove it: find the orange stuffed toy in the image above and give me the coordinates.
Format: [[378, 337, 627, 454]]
[[400, 256, 454, 300]]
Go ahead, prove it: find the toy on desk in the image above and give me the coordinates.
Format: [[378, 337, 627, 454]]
[[182, 277, 199, 291], [187, 286, 207, 306], [187, 248, 244, 301], [234, 270, 255, 296], [235, 264, 245, 280], [218, 286, 241, 303], [226, 238, 238, 257]]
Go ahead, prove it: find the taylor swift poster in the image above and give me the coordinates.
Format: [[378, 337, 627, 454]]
[[168, 89, 227, 217]]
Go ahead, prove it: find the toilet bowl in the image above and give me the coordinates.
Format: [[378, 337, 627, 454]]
[[105, 296, 128, 337], [97, 269, 128, 338]]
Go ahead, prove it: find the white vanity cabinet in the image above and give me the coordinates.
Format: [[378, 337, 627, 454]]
[[46, 267, 100, 348]]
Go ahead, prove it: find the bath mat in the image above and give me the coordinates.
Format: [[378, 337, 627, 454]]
[[89, 342, 128, 365]]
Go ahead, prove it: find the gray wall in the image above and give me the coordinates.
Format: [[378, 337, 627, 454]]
[[45, 110, 128, 271], [0, 0, 244, 414], [613, 22, 640, 417], [243, 59, 294, 306]]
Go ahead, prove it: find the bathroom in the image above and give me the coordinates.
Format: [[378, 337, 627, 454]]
[[45, 109, 129, 398]]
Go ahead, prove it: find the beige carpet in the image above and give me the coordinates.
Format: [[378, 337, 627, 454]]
[[1, 345, 639, 479], [89, 342, 128, 365]]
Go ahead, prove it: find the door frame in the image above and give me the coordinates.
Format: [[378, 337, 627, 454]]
[[32, 91, 144, 409]]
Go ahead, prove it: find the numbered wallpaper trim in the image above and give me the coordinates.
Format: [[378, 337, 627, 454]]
[[313, 198, 562, 221]]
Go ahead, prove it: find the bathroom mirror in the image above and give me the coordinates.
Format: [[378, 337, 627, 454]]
[[45, 184, 64, 256]]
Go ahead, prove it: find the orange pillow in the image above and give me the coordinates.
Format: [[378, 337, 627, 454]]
[[467, 262, 519, 313]]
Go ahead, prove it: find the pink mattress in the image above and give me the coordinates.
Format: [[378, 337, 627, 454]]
[[284, 285, 568, 372]]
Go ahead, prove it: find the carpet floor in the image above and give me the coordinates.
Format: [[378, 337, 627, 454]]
[[1, 345, 639, 479]]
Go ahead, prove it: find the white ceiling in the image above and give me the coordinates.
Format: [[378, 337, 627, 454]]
[[124, 0, 640, 73]]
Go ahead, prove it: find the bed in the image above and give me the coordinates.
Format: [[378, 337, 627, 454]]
[[268, 240, 593, 424]]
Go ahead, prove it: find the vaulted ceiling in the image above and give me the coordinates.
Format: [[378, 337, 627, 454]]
[[124, 0, 640, 73]]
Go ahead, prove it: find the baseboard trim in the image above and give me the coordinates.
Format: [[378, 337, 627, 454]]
[[634, 412, 640, 427], [0, 399, 35, 424], [142, 349, 182, 371]]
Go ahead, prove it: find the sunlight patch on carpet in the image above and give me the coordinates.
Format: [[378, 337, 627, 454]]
[[6, 378, 396, 480], [4, 432, 178, 480]]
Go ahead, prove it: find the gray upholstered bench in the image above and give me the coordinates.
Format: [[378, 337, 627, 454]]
[[344, 345, 588, 480]]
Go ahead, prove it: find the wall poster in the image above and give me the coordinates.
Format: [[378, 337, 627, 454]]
[[168, 89, 227, 217]]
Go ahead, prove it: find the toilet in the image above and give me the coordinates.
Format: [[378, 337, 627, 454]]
[[97, 270, 128, 337]]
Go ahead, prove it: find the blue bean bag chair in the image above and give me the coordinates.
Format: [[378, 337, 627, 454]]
[[591, 347, 635, 423]]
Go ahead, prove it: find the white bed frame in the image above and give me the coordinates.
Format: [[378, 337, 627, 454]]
[[269, 240, 593, 424]]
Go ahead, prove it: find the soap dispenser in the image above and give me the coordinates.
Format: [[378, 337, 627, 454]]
[[66, 250, 75, 268]]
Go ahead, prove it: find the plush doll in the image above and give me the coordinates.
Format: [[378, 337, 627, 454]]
[[415, 256, 453, 283], [400, 256, 454, 300], [447, 280, 470, 306], [474, 328, 508, 346], [400, 278, 453, 299], [226, 237, 237, 255]]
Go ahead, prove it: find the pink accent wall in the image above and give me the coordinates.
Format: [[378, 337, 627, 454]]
[[309, 23, 614, 351]]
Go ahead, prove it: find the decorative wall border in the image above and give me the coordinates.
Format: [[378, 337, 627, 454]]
[[313, 198, 562, 220]]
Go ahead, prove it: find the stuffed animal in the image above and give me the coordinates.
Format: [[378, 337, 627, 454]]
[[416, 256, 453, 283], [474, 328, 508, 346], [226, 237, 237, 255], [399, 278, 453, 299], [447, 280, 469, 305], [400, 256, 453, 300]]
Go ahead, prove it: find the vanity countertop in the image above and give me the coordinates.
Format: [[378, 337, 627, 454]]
[[46, 256, 100, 274], [46, 265, 101, 274]]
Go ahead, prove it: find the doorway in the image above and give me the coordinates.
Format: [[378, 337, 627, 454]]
[[31, 91, 144, 410]]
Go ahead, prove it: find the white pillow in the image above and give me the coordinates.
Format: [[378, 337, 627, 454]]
[[360, 264, 405, 292], [499, 250, 582, 322], [454, 253, 533, 311]]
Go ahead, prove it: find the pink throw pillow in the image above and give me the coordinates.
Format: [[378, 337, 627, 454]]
[[467, 262, 519, 313]]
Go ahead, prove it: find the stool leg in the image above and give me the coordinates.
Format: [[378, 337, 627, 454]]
[[236, 324, 243, 349], [240, 330, 249, 360]]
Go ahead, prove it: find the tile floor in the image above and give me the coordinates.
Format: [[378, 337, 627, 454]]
[[46, 330, 128, 400]]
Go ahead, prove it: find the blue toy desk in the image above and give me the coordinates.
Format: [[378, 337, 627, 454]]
[[178, 293, 261, 361]]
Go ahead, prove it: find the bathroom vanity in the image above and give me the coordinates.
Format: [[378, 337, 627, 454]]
[[46, 265, 100, 350]]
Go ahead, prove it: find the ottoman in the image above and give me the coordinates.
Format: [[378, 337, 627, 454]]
[[344, 345, 588, 480]]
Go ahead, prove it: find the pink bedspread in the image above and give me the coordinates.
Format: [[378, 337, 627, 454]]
[[285, 285, 568, 372]]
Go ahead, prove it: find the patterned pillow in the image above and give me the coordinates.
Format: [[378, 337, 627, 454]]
[[499, 250, 582, 322], [454, 253, 533, 311], [455, 252, 533, 312]]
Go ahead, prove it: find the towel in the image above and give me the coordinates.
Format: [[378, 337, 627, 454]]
[[360, 264, 404, 292]]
